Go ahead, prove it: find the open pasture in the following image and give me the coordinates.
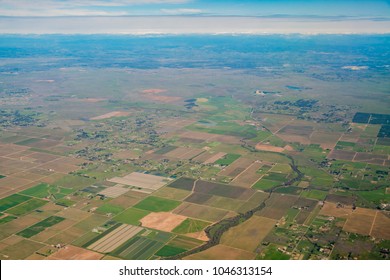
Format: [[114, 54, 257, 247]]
[[164, 147, 205, 160], [257, 193, 298, 220], [193, 151, 227, 164], [108, 172, 171, 190], [0, 194, 31, 212], [17, 216, 65, 238], [98, 185, 129, 198], [90, 111, 130, 120], [167, 177, 195, 191], [221, 215, 276, 252], [218, 157, 253, 177], [172, 218, 211, 234], [184, 244, 256, 260], [134, 196, 181, 212], [230, 161, 263, 188], [173, 202, 229, 222], [194, 180, 255, 200]]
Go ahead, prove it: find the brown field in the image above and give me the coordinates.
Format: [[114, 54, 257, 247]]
[[221, 216, 276, 252], [56, 208, 91, 221], [0, 143, 29, 156], [277, 134, 311, 145], [99, 185, 130, 198], [194, 180, 255, 200], [112, 150, 139, 160], [343, 208, 377, 236], [47, 245, 103, 260], [147, 95, 182, 103], [257, 193, 298, 220], [184, 231, 209, 241], [218, 157, 253, 177], [164, 147, 205, 160], [255, 144, 284, 153], [108, 172, 172, 190], [108, 194, 143, 208], [152, 186, 191, 201], [327, 150, 356, 161], [325, 194, 355, 205], [46, 226, 86, 245], [140, 212, 187, 232], [173, 202, 229, 222], [0, 176, 34, 190], [310, 131, 342, 150], [370, 212, 390, 239], [179, 131, 241, 144], [88, 224, 143, 253], [319, 202, 354, 217], [230, 162, 263, 188], [184, 244, 256, 260], [90, 111, 130, 120], [193, 151, 227, 164], [142, 88, 167, 94], [0, 239, 45, 260]]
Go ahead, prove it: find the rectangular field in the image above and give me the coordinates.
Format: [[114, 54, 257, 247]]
[[87, 224, 143, 253], [108, 172, 172, 190], [230, 162, 263, 188]]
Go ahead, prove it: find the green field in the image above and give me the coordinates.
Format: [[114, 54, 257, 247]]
[[113, 208, 150, 225], [215, 153, 241, 165], [257, 244, 290, 260], [17, 216, 65, 238], [134, 196, 181, 212], [6, 198, 48, 216], [0, 215, 17, 224], [155, 245, 186, 257], [252, 179, 281, 190], [0, 175, 5, 179], [20, 183, 73, 199], [96, 203, 124, 215], [301, 189, 328, 201], [172, 218, 211, 234], [0, 194, 32, 212]]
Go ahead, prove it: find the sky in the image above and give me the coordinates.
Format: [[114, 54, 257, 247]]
[[0, 0, 389, 34], [0, 0, 389, 17]]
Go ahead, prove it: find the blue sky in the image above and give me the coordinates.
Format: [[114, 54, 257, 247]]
[[0, 0, 389, 17]]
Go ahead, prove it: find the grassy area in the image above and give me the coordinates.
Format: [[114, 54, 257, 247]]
[[17, 216, 65, 238], [20, 183, 73, 199], [172, 218, 211, 234], [0, 194, 31, 212], [134, 196, 181, 212], [96, 203, 124, 215], [252, 179, 280, 191], [257, 244, 290, 260], [215, 153, 241, 165], [155, 245, 186, 257], [113, 208, 150, 225], [300, 189, 328, 201], [6, 198, 48, 216]]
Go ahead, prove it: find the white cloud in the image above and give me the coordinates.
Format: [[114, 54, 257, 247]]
[[0, 0, 190, 16], [160, 8, 203, 15]]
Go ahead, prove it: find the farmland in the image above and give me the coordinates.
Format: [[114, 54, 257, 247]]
[[0, 34, 389, 260]]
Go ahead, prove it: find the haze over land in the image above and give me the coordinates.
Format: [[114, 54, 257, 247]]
[[0, 0, 390, 34], [1, 16, 390, 34]]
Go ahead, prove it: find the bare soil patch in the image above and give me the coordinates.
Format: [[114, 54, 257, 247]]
[[140, 212, 187, 232]]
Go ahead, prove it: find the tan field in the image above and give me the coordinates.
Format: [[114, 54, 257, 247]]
[[90, 111, 130, 120], [184, 244, 256, 260], [140, 212, 187, 232], [47, 245, 103, 260], [88, 224, 143, 253], [221, 216, 276, 252], [255, 143, 285, 153], [108, 172, 172, 190]]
